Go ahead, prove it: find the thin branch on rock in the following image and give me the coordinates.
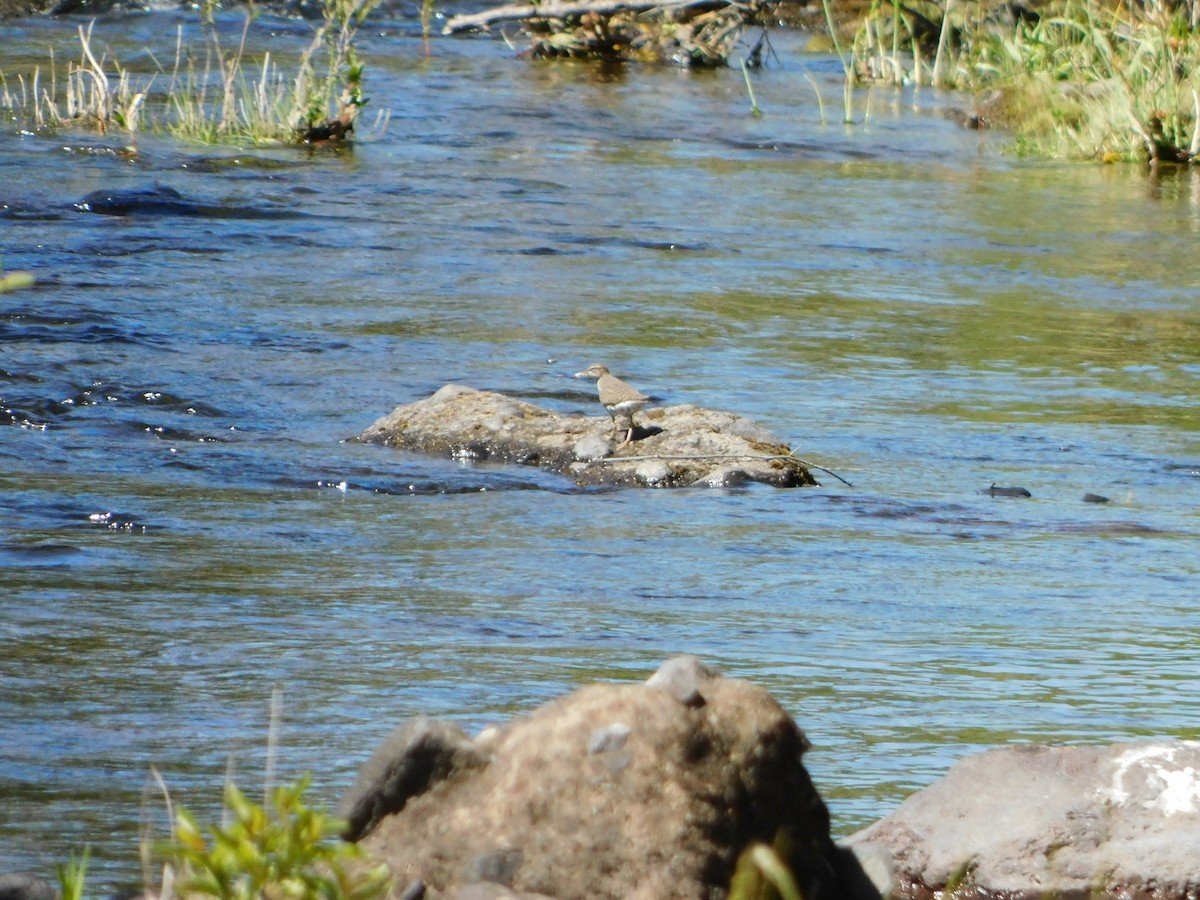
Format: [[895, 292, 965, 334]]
[[445, 0, 660, 32], [442, 0, 763, 68]]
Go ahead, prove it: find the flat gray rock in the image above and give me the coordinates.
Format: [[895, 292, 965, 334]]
[[846, 740, 1200, 899], [355, 385, 815, 489]]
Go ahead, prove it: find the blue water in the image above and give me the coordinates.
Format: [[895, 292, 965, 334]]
[[2, 13, 1200, 893]]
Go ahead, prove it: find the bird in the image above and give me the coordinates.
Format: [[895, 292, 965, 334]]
[[574, 363, 649, 448]]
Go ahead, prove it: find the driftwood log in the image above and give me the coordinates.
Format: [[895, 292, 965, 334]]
[[443, 0, 765, 66], [445, 0, 670, 32]]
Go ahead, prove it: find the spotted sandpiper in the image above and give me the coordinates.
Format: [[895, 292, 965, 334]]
[[574, 363, 649, 448]]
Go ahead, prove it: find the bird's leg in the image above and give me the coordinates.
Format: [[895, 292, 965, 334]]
[[614, 416, 636, 449]]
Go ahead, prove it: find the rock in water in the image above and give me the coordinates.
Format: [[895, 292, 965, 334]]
[[0, 874, 56, 900], [846, 740, 1200, 899], [74, 185, 200, 217], [354, 384, 816, 489], [341, 656, 876, 900]]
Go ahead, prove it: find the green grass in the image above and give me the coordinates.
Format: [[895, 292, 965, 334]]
[[848, 0, 1200, 162], [57, 847, 90, 900], [167, 777, 390, 900], [0, 0, 383, 145]]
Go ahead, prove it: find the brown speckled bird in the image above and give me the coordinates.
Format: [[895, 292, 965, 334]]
[[574, 363, 649, 447]]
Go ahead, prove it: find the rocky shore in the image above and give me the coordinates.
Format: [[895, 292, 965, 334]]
[[5, 659, 1200, 899], [329, 657, 1200, 900]]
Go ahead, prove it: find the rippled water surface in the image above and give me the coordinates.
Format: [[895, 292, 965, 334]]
[[3, 11, 1200, 891]]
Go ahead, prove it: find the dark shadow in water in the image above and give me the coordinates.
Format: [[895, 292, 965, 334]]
[[0, 308, 168, 348]]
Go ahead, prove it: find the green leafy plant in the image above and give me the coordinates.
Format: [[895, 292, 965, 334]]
[[288, 0, 380, 142], [51, 777, 390, 900], [166, 776, 391, 900]]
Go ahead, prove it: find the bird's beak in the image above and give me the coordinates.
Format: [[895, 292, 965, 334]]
[[573, 370, 588, 379]]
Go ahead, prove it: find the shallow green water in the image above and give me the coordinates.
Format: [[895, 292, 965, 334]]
[[2, 12, 1199, 893]]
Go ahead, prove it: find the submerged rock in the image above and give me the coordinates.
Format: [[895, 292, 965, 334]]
[[354, 384, 815, 489], [72, 185, 294, 219], [74, 185, 200, 217], [342, 656, 880, 900], [0, 874, 55, 900], [846, 740, 1200, 899], [983, 483, 1032, 498]]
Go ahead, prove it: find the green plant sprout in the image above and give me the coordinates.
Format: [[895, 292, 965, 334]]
[[166, 776, 391, 900], [55, 775, 391, 900]]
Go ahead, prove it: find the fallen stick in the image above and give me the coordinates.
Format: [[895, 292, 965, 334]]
[[443, 0, 724, 33]]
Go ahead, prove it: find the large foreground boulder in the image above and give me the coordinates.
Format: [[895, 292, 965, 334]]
[[0, 875, 55, 900], [354, 385, 816, 489], [340, 656, 878, 900], [0, 0, 44, 14], [846, 740, 1200, 899]]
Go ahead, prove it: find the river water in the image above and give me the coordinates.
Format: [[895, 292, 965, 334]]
[[2, 10, 1199, 892]]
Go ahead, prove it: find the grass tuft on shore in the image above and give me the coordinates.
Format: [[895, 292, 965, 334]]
[[0, 0, 383, 146], [850, 0, 1200, 163]]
